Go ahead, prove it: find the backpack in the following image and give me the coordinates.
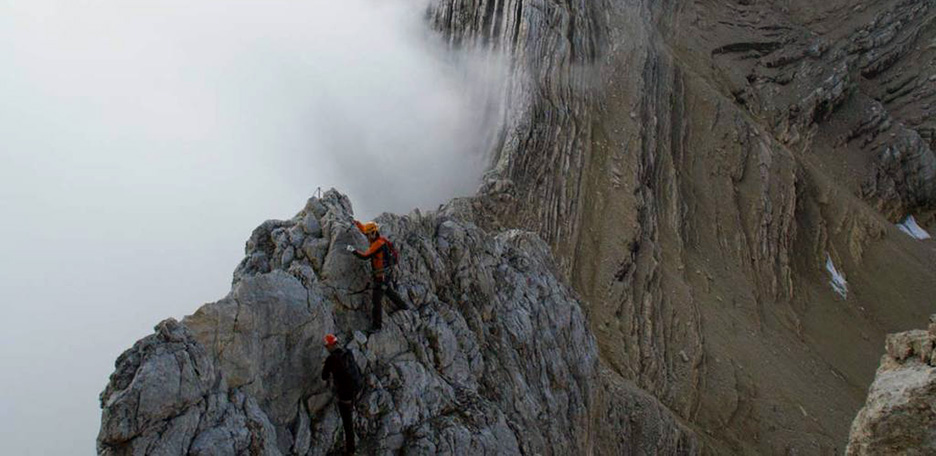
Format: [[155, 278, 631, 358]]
[[382, 238, 399, 268], [338, 349, 364, 397]]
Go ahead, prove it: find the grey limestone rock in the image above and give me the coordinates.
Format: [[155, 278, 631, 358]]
[[99, 190, 696, 455], [98, 319, 281, 456]]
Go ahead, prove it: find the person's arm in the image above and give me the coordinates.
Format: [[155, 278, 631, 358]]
[[357, 238, 384, 259], [348, 221, 368, 257], [321, 356, 332, 382]]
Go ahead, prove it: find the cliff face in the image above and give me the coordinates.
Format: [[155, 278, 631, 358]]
[[98, 191, 697, 455], [427, 0, 936, 453]]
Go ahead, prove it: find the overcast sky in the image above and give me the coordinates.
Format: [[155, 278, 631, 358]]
[[0, 1, 499, 453]]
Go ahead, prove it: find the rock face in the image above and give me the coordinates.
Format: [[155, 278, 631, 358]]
[[428, 0, 936, 452], [98, 190, 698, 455], [98, 319, 281, 456], [847, 315, 936, 455]]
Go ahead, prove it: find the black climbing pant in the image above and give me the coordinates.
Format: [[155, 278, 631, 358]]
[[371, 280, 408, 330], [338, 399, 355, 454]]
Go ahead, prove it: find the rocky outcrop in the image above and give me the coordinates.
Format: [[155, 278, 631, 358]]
[[98, 319, 282, 456], [847, 314, 936, 455], [98, 190, 697, 455]]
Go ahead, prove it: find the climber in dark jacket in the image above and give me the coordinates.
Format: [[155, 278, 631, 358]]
[[346, 220, 408, 331], [321, 333, 360, 455]]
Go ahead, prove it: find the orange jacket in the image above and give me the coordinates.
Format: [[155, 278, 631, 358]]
[[353, 221, 392, 276]]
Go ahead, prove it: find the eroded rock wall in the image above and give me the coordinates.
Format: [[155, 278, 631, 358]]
[[428, 0, 605, 273]]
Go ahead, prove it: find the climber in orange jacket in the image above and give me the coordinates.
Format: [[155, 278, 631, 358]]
[[346, 220, 408, 331]]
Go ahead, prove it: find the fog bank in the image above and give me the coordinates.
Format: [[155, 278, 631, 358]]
[[0, 1, 502, 453]]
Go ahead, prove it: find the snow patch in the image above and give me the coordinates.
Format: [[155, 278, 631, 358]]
[[897, 216, 931, 240], [825, 254, 848, 299]]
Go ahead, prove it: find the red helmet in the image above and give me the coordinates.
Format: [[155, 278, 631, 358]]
[[323, 333, 338, 347]]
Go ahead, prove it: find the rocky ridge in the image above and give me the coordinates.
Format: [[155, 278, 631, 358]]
[[98, 190, 698, 455]]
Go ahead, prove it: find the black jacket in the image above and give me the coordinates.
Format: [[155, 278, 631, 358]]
[[321, 348, 357, 400]]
